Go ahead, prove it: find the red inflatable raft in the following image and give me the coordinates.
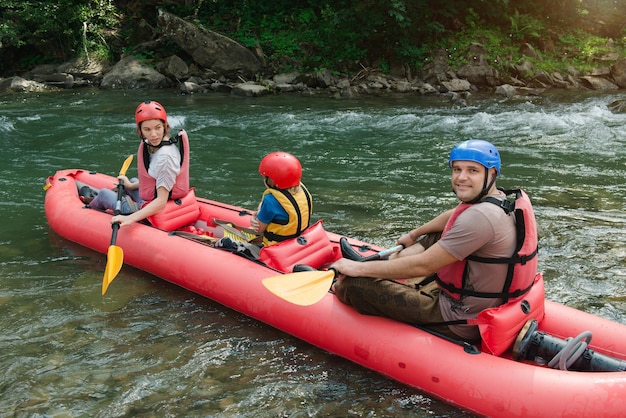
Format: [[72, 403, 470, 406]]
[[44, 169, 626, 417]]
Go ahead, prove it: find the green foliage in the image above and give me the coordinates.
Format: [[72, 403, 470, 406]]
[[579, 35, 617, 60], [508, 10, 544, 41], [124, 47, 156, 62], [0, 0, 121, 68], [551, 29, 626, 71], [1, 1, 79, 57], [397, 40, 427, 69], [19, 54, 47, 69], [509, 27, 626, 76], [440, 26, 519, 72], [464, 8, 481, 29], [0, 0, 624, 80]]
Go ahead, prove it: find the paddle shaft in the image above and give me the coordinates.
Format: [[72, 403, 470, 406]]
[[111, 176, 124, 245], [109, 178, 125, 245], [112, 154, 134, 227], [359, 244, 404, 262], [102, 154, 134, 295]]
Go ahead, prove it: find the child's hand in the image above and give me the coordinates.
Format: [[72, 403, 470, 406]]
[[250, 216, 260, 232]]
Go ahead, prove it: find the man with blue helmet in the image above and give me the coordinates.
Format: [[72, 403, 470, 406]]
[[331, 140, 538, 342]]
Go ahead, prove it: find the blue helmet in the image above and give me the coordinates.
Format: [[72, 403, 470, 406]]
[[449, 139, 501, 175]]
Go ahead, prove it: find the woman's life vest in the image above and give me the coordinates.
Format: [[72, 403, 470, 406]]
[[262, 184, 312, 246], [435, 188, 539, 302], [137, 129, 190, 202], [136, 129, 198, 231]]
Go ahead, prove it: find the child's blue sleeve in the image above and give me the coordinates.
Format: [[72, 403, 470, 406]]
[[256, 194, 289, 224]]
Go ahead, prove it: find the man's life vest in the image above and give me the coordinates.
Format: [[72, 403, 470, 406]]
[[435, 188, 539, 302], [262, 184, 312, 246], [136, 129, 198, 231]]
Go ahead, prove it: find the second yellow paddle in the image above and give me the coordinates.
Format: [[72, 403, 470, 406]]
[[262, 244, 404, 306]]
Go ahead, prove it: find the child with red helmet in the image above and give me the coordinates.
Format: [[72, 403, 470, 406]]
[[251, 152, 312, 246], [216, 152, 312, 255]]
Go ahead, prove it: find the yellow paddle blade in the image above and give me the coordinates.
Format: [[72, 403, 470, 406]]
[[120, 154, 133, 176], [100, 155, 133, 296], [223, 227, 258, 243], [262, 270, 335, 306], [102, 245, 123, 295], [215, 219, 260, 242]]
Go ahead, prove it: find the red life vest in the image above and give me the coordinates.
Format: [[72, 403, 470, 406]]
[[136, 129, 198, 231], [137, 129, 190, 202], [435, 188, 538, 302]]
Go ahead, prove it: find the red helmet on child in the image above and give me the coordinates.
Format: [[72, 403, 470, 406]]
[[135, 100, 168, 137], [258, 152, 302, 189]]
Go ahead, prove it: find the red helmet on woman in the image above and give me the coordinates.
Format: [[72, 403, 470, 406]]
[[135, 100, 168, 137], [258, 152, 302, 189]]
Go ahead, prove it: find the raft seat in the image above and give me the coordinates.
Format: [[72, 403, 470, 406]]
[[473, 273, 545, 356], [259, 220, 338, 273]]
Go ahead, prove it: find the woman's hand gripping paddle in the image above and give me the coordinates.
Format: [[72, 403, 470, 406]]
[[102, 154, 134, 295], [261, 244, 404, 306]]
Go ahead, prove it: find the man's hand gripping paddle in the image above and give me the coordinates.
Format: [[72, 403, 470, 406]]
[[262, 244, 404, 306]]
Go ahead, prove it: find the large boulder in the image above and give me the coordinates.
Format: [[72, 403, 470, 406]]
[[157, 10, 262, 79], [421, 49, 451, 86], [457, 64, 499, 88], [100, 56, 172, 89], [579, 75, 619, 90], [441, 78, 471, 92], [608, 99, 626, 113], [231, 82, 271, 97], [156, 55, 189, 80], [57, 58, 109, 83], [3, 76, 50, 92], [610, 59, 626, 88]]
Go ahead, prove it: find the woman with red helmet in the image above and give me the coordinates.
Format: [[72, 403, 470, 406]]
[[88, 100, 193, 229]]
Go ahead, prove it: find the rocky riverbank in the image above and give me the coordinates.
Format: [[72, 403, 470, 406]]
[[2, 10, 626, 108]]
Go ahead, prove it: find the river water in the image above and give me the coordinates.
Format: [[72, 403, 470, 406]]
[[1, 89, 625, 417]]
